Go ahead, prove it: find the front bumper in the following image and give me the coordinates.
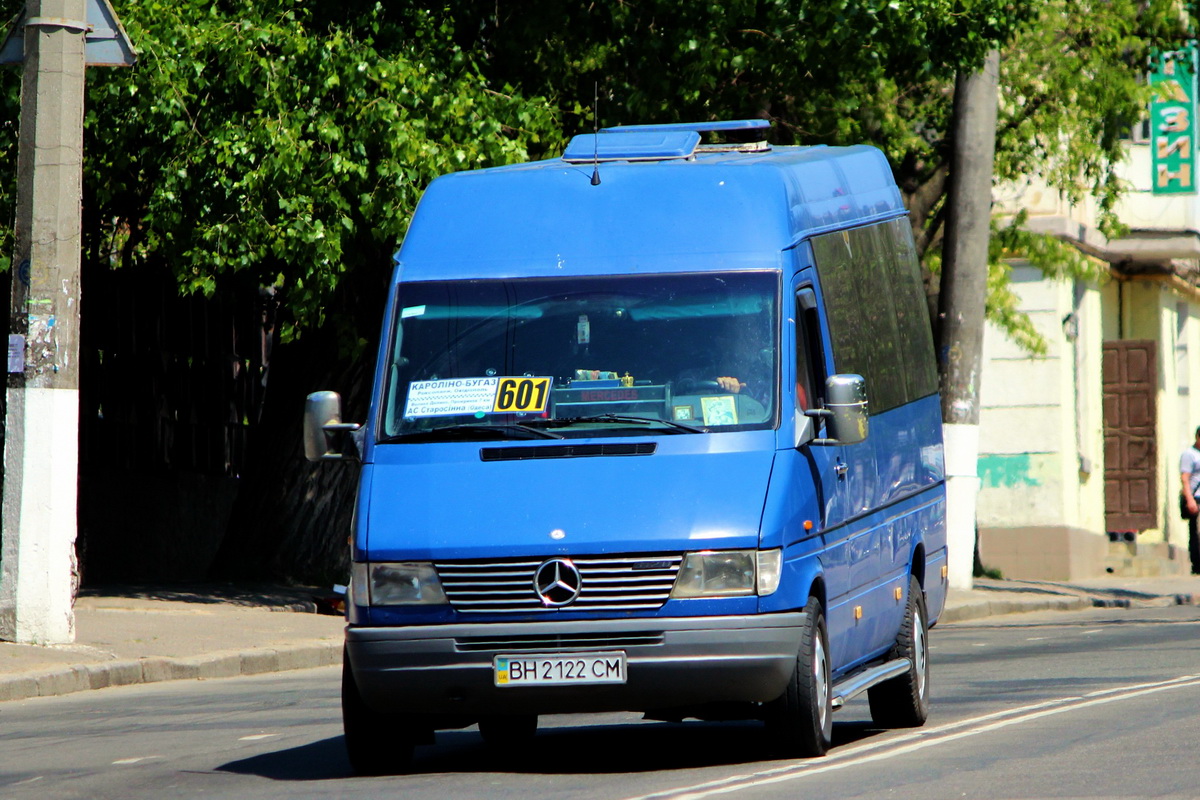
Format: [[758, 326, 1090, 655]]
[[346, 612, 805, 716]]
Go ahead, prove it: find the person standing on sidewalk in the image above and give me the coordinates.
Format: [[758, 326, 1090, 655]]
[[1179, 427, 1200, 574]]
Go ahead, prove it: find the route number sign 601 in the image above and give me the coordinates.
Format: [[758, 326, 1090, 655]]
[[493, 377, 551, 413]]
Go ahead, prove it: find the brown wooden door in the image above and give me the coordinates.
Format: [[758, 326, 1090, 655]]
[[1103, 340, 1158, 531]]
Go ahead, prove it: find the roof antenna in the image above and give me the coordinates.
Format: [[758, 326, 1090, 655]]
[[590, 82, 602, 186]]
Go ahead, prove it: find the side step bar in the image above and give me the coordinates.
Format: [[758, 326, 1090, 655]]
[[831, 658, 911, 709]]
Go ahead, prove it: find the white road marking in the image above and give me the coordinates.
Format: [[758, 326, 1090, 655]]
[[238, 733, 281, 741], [112, 756, 164, 765], [621, 674, 1200, 800]]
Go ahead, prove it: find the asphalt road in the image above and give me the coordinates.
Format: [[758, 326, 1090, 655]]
[[2, 604, 1198, 800]]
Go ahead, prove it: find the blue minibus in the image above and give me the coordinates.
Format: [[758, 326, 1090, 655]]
[[305, 119, 947, 773]]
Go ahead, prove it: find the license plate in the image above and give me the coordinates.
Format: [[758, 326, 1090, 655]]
[[494, 652, 627, 686]]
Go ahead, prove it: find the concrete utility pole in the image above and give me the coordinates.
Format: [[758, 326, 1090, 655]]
[[938, 50, 1000, 592], [1, 0, 88, 644]]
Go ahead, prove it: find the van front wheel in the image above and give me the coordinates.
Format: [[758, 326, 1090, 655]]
[[867, 575, 930, 727], [766, 595, 832, 757], [342, 655, 417, 775]]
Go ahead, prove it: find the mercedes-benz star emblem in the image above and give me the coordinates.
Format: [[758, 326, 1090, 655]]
[[533, 558, 582, 607]]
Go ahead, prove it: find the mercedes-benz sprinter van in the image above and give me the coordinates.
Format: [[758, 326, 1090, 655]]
[[305, 119, 948, 774]]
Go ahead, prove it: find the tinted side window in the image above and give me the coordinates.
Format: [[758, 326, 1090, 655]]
[[811, 218, 936, 413], [858, 223, 906, 410], [811, 233, 864, 393], [883, 218, 938, 401]]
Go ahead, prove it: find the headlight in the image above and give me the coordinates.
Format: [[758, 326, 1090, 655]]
[[351, 561, 448, 606], [673, 550, 754, 597], [672, 549, 782, 598]]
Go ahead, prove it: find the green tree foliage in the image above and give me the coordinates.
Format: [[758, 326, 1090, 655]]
[[2, 1, 1191, 350], [449, 1, 1035, 228], [985, 0, 1189, 352], [0, 0, 559, 345], [996, 0, 1188, 238], [452, 0, 1192, 351]]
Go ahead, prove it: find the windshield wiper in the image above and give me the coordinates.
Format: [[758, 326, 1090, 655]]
[[384, 423, 563, 443], [544, 414, 706, 434]]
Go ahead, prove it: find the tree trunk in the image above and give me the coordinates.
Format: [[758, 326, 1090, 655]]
[[937, 50, 1000, 591]]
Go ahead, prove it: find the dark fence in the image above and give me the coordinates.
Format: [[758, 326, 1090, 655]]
[[80, 263, 273, 477], [73, 263, 275, 582], [0, 259, 356, 586]]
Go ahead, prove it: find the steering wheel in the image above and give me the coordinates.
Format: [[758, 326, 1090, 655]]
[[676, 378, 725, 395]]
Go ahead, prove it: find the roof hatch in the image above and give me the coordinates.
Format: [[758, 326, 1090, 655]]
[[599, 120, 770, 135], [562, 119, 771, 164], [562, 130, 700, 163]]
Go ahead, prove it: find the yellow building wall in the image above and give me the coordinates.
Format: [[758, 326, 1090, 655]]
[[1100, 277, 1199, 558]]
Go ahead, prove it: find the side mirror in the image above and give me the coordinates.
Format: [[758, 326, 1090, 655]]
[[805, 374, 869, 446], [304, 391, 361, 462]]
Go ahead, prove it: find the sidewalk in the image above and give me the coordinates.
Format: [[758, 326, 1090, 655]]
[[938, 574, 1200, 622], [2, 575, 1198, 703], [0, 584, 346, 703]]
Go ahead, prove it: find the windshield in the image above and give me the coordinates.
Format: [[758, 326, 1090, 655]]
[[379, 271, 779, 441]]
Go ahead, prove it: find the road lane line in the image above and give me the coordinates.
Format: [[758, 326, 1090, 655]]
[[621, 674, 1200, 800]]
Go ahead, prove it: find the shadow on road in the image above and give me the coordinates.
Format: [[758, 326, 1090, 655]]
[[217, 717, 889, 781], [218, 736, 354, 780]]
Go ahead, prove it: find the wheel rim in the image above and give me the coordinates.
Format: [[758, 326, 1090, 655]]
[[913, 605, 927, 701], [814, 630, 831, 734]]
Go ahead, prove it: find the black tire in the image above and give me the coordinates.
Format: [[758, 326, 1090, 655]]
[[342, 656, 416, 775], [868, 575, 930, 728], [766, 595, 833, 757], [478, 714, 538, 746]]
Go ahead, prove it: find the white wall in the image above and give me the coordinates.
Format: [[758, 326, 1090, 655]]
[[977, 265, 1105, 534]]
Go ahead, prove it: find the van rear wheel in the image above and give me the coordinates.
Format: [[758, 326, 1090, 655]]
[[867, 575, 930, 727], [766, 595, 832, 757]]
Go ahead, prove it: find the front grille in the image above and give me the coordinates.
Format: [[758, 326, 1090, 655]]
[[433, 554, 683, 614], [455, 631, 665, 652]]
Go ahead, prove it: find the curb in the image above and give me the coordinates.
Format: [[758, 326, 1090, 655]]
[[940, 587, 1199, 624], [939, 595, 1091, 624], [1074, 589, 1200, 608], [0, 640, 342, 703]]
